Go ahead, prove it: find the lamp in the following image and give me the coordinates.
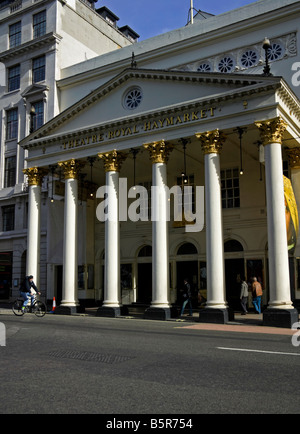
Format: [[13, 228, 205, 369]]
[[262, 37, 272, 76], [49, 165, 57, 203], [87, 156, 97, 197], [130, 148, 139, 190], [234, 127, 247, 175], [178, 138, 190, 184]]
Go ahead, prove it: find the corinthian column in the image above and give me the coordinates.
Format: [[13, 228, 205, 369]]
[[97, 150, 127, 317], [255, 117, 298, 328], [144, 140, 174, 320], [23, 167, 48, 289], [196, 129, 229, 324], [56, 159, 85, 314]]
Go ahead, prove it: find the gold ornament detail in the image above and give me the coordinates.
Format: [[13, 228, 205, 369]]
[[255, 117, 287, 146], [98, 149, 127, 172], [23, 167, 48, 186], [195, 129, 226, 154], [58, 159, 85, 179], [143, 140, 174, 164], [286, 148, 300, 169]]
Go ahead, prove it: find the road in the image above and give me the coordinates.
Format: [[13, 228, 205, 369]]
[[0, 312, 300, 415]]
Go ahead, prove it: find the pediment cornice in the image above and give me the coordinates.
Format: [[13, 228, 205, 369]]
[[20, 68, 296, 150]]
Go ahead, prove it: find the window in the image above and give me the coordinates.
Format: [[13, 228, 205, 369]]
[[2, 205, 15, 231], [217, 56, 235, 73], [197, 62, 212, 72], [123, 87, 143, 110], [33, 11, 46, 38], [6, 109, 18, 140], [267, 42, 284, 62], [9, 22, 21, 48], [240, 49, 259, 68], [221, 168, 240, 209], [8, 65, 20, 92], [31, 101, 44, 131], [4, 156, 16, 188], [32, 56, 45, 83]]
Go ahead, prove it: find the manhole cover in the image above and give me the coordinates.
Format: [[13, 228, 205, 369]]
[[48, 350, 134, 364]]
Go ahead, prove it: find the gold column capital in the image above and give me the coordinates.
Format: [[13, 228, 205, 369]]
[[58, 159, 85, 179], [143, 140, 174, 164], [23, 167, 48, 186], [255, 117, 287, 146], [286, 147, 300, 169], [195, 129, 226, 155], [98, 149, 127, 172]]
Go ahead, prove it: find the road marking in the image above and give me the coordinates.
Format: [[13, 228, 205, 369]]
[[217, 347, 300, 356]]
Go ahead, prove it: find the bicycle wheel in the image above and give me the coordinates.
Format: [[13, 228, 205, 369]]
[[34, 301, 47, 317], [12, 299, 25, 316]]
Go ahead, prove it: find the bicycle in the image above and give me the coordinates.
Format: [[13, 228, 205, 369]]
[[12, 293, 47, 317]]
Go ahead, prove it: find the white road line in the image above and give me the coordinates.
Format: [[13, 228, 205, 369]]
[[217, 347, 300, 356]]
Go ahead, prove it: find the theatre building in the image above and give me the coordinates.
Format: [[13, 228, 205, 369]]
[[14, 0, 300, 326]]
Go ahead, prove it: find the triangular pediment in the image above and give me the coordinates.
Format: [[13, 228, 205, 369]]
[[20, 68, 282, 147], [21, 84, 49, 99]]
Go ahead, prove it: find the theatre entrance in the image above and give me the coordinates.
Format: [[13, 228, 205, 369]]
[[225, 258, 245, 310], [224, 240, 245, 311], [176, 261, 198, 305], [137, 246, 152, 304]]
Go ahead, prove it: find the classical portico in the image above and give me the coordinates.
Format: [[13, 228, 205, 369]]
[[20, 68, 300, 327]]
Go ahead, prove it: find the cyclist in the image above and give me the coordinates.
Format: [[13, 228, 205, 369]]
[[19, 275, 41, 312]]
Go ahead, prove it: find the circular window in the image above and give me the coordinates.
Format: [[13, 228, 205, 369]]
[[123, 87, 143, 110], [197, 62, 212, 72], [267, 43, 284, 61], [240, 49, 259, 68], [218, 56, 235, 73]]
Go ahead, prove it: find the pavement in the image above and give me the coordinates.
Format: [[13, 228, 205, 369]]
[[1, 301, 299, 336]]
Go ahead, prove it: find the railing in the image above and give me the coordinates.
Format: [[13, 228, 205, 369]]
[[10, 0, 22, 13]]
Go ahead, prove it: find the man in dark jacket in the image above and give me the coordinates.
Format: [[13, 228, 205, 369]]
[[180, 278, 193, 317], [20, 275, 39, 311]]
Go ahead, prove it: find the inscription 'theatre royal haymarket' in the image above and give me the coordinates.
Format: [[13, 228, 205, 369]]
[[61, 107, 217, 150]]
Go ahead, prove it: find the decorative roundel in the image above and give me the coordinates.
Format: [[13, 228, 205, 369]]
[[197, 62, 212, 72], [123, 87, 143, 110], [240, 49, 259, 68], [267, 43, 284, 61], [217, 56, 235, 73]]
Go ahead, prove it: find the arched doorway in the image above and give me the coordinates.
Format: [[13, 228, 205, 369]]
[[224, 239, 244, 310], [137, 245, 152, 304], [176, 242, 198, 304]]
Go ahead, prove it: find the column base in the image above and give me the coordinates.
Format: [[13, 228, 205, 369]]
[[54, 305, 84, 315], [144, 307, 176, 321], [199, 308, 232, 324], [96, 305, 128, 318], [263, 308, 299, 329]]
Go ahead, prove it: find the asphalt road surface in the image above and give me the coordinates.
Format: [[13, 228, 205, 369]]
[[0, 312, 300, 416]]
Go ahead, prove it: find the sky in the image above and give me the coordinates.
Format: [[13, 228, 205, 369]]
[[95, 0, 259, 41]]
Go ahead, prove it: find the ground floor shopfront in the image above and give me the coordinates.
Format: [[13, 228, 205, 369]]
[[19, 69, 300, 327]]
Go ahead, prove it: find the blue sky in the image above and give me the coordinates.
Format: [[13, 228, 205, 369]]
[[95, 0, 258, 40]]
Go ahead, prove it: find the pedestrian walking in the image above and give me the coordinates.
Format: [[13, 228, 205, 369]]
[[251, 277, 263, 314], [180, 278, 193, 317], [240, 277, 249, 315]]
